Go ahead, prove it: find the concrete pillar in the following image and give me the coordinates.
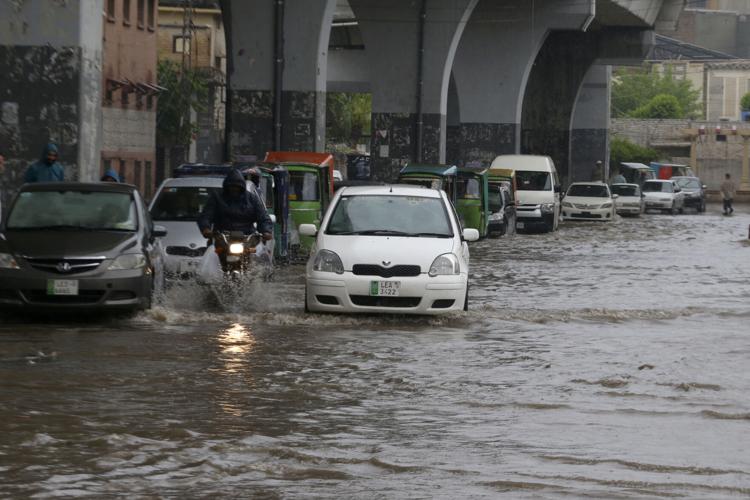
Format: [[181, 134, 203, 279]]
[[224, 0, 334, 159], [448, 0, 596, 166], [349, 0, 477, 181], [569, 65, 612, 183], [522, 28, 653, 183]]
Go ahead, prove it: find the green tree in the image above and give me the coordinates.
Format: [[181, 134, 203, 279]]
[[612, 65, 702, 119], [629, 94, 682, 119], [741, 92, 750, 111], [609, 137, 660, 167], [326, 92, 372, 144], [156, 60, 210, 147]]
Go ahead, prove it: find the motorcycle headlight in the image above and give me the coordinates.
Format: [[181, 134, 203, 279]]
[[562, 202, 573, 208], [0, 253, 20, 269], [601, 202, 613, 208], [429, 253, 460, 277], [109, 254, 147, 270], [229, 243, 244, 255], [312, 249, 344, 274], [540, 203, 554, 214]]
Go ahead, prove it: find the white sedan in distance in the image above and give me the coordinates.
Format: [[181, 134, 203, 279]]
[[642, 179, 685, 214], [301, 185, 479, 315], [561, 182, 617, 221], [611, 183, 644, 216]]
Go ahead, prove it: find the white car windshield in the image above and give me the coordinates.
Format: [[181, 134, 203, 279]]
[[150, 186, 220, 221], [516, 170, 551, 191], [326, 195, 453, 237], [7, 190, 137, 231], [567, 184, 610, 197], [643, 182, 673, 193]]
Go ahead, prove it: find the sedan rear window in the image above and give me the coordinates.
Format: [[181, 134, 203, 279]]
[[8, 191, 137, 231], [326, 195, 453, 237]]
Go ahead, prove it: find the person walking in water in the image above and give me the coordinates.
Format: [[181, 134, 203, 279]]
[[720, 173, 736, 215], [24, 143, 64, 183]]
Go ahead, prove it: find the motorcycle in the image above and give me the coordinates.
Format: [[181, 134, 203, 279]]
[[212, 230, 264, 278]]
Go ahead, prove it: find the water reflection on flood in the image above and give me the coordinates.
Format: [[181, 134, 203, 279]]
[[1, 207, 749, 498]]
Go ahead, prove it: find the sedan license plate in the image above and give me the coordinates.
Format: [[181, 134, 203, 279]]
[[370, 281, 401, 297], [179, 260, 198, 273], [516, 222, 525, 229], [47, 279, 78, 296]]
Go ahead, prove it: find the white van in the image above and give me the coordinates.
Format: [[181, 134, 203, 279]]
[[489, 155, 561, 232]]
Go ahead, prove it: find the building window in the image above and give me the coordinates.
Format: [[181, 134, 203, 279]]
[[106, 0, 116, 22], [103, 159, 112, 176], [134, 161, 143, 191], [147, 0, 155, 30], [137, 0, 145, 29], [119, 159, 127, 184], [121, 89, 129, 108], [136, 92, 144, 109], [123, 0, 130, 25], [173, 36, 191, 54], [147, 93, 154, 110], [145, 161, 153, 200]]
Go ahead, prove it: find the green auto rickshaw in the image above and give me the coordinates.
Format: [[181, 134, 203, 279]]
[[397, 164, 458, 204], [263, 151, 335, 259], [456, 167, 490, 238], [487, 167, 517, 237]]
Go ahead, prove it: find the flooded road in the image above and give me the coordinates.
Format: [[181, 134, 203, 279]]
[[2, 206, 749, 498]]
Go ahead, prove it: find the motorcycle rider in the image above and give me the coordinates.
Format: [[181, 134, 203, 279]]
[[198, 168, 274, 241]]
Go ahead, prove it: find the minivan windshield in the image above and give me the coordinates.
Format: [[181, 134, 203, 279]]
[[7, 190, 137, 231], [150, 186, 220, 221], [326, 195, 453, 237], [643, 182, 673, 193], [516, 170, 551, 191], [567, 184, 610, 197]]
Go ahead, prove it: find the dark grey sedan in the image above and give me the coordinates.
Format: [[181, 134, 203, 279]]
[[0, 182, 166, 312], [672, 176, 707, 212]]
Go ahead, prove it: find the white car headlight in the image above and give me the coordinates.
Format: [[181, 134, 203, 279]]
[[229, 243, 244, 255], [601, 202, 613, 208], [0, 253, 20, 269], [312, 249, 344, 274], [429, 253, 460, 277], [562, 202, 573, 208], [109, 254, 147, 270], [489, 212, 504, 221], [540, 203, 554, 214]]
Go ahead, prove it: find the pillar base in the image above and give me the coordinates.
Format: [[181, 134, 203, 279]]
[[570, 128, 608, 183], [370, 112, 443, 182], [447, 123, 516, 166]]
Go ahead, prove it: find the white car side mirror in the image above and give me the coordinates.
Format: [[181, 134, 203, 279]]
[[299, 224, 318, 237], [269, 214, 277, 224], [462, 228, 480, 242]]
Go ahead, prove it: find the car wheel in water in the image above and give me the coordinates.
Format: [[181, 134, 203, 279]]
[[463, 283, 469, 312], [304, 285, 310, 313], [670, 204, 677, 215], [678, 205, 684, 214]]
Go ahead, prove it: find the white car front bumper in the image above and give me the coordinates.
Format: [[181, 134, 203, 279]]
[[562, 206, 613, 221], [644, 199, 673, 210], [305, 271, 467, 315]]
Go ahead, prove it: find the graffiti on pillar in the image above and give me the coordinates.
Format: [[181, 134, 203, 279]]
[[230, 89, 274, 158], [446, 123, 516, 166]]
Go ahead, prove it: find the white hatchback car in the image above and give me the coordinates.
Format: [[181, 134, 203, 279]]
[[642, 179, 685, 214], [561, 182, 616, 221], [301, 185, 479, 315], [611, 183, 644, 216]]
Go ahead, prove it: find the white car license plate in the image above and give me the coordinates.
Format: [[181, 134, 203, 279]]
[[47, 279, 79, 296], [516, 222, 525, 229], [179, 260, 198, 273], [370, 280, 401, 297]]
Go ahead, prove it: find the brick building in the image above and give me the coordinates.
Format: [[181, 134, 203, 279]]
[[102, 0, 160, 199]]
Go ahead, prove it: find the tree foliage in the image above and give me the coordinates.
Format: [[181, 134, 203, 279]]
[[741, 92, 750, 111], [156, 60, 210, 147], [610, 137, 660, 167], [629, 94, 682, 119], [326, 92, 372, 144], [612, 66, 702, 119]]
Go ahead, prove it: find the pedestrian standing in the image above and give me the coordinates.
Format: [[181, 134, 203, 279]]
[[720, 173, 736, 215], [24, 143, 64, 183]]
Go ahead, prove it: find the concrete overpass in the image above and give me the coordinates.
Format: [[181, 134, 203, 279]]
[[222, 0, 685, 182]]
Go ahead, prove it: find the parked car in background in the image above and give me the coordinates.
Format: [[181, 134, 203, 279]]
[[611, 183, 644, 216], [671, 176, 706, 212], [0, 182, 166, 312], [561, 182, 616, 221], [488, 182, 516, 236], [491, 155, 561, 232], [620, 162, 656, 187], [650, 162, 694, 180], [301, 185, 478, 315], [642, 179, 685, 214]]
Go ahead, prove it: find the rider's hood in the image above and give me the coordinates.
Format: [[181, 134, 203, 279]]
[[223, 169, 247, 192]]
